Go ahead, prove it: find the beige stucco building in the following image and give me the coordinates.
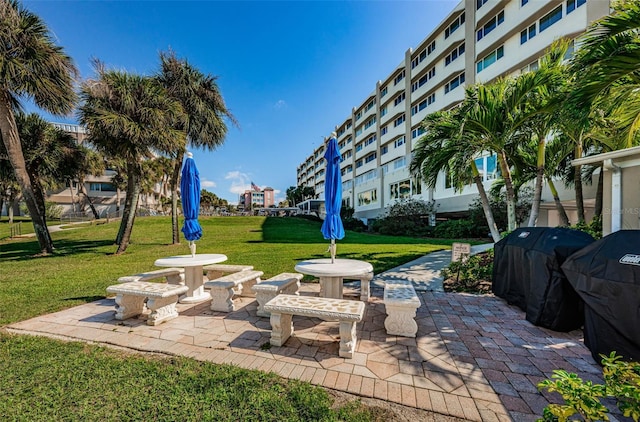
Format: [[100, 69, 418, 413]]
[[573, 146, 640, 236], [296, 0, 611, 224]]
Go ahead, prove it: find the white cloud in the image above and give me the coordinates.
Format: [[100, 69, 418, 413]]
[[273, 99, 287, 109], [224, 171, 251, 195], [201, 179, 216, 189]]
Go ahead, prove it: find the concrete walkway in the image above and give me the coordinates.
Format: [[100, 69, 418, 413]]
[[7, 246, 621, 421]]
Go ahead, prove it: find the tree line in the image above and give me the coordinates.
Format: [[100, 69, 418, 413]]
[[0, 0, 235, 254]]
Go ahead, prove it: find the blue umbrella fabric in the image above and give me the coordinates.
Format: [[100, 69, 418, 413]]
[[180, 152, 202, 256], [321, 134, 345, 262]]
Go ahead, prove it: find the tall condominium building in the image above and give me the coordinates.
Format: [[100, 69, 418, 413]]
[[296, 0, 610, 224]]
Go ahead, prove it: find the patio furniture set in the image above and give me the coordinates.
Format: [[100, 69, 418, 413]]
[[106, 255, 421, 358]]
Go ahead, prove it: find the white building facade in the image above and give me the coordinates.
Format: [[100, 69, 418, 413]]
[[296, 0, 610, 223]]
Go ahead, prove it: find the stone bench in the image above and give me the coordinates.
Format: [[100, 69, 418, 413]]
[[106, 281, 188, 326], [204, 270, 264, 312], [383, 280, 421, 337], [117, 268, 184, 285], [203, 264, 253, 280], [252, 272, 303, 317], [263, 294, 365, 358]]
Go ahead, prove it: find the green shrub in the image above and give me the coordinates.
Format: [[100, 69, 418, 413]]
[[571, 216, 603, 240], [441, 250, 493, 294], [538, 352, 640, 421], [370, 198, 437, 237], [342, 217, 366, 232], [434, 219, 479, 238]]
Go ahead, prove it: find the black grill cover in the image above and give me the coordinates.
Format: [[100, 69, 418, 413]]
[[561, 230, 640, 363], [492, 227, 595, 331]]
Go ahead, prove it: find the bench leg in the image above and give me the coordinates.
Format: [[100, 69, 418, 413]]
[[146, 295, 180, 326], [210, 286, 235, 312], [360, 273, 373, 301], [339, 321, 358, 359], [255, 291, 274, 317], [269, 312, 293, 347], [384, 304, 418, 337], [114, 294, 145, 321], [240, 277, 260, 298], [282, 281, 300, 296]]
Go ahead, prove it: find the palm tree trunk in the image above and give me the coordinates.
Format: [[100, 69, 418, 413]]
[[116, 174, 134, 245], [79, 182, 100, 219], [594, 165, 604, 218], [574, 165, 585, 224], [527, 138, 546, 227], [498, 150, 517, 231], [0, 93, 53, 254], [472, 162, 500, 242], [116, 166, 140, 254], [171, 158, 181, 244], [547, 177, 570, 227]]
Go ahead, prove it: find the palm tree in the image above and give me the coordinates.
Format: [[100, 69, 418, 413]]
[[521, 40, 569, 226], [571, 0, 640, 145], [75, 149, 106, 219], [463, 69, 554, 232], [0, 0, 77, 254], [410, 109, 501, 242], [79, 63, 184, 254], [156, 51, 237, 245]]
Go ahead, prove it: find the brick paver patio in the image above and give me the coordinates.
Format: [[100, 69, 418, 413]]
[[7, 280, 619, 421]]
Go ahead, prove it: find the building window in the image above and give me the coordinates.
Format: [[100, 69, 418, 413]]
[[566, 0, 586, 14], [380, 86, 388, 97], [389, 179, 412, 200], [394, 70, 405, 85], [357, 189, 377, 206], [476, 0, 488, 9], [346, 122, 352, 129], [427, 40, 436, 55], [477, 10, 504, 41], [412, 95, 433, 115], [445, 44, 465, 66], [445, 13, 465, 39], [355, 110, 362, 121], [356, 143, 363, 152], [444, 73, 465, 93], [520, 24, 536, 44], [381, 145, 388, 155], [394, 92, 406, 106], [411, 68, 435, 92], [381, 125, 388, 136], [394, 136, 405, 148], [365, 99, 376, 111], [364, 116, 376, 129], [356, 159, 363, 168], [411, 127, 426, 139], [364, 134, 376, 146], [394, 114, 406, 127], [521, 0, 528, 5], [477, 46, 504, 73], [520, 59, 539, 73], [364, 152, 377, 164], [90, 183, 116, 192], [380, 106, 387, 117], [540, 5, 562, 32]]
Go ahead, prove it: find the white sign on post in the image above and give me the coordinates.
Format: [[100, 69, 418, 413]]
[[451, 242, 471, 263]]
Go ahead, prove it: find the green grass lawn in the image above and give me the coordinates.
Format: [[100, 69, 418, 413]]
[[0, 216, 462, 421], [0, 216, 457, 325]]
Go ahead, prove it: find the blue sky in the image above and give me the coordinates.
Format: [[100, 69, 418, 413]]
[[25, 0, 458, 204]]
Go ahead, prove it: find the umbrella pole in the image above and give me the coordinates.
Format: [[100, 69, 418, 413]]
[[330, 239, 336, 263], [189, 241, 196, 258]]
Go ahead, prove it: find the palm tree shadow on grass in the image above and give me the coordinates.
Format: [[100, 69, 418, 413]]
[[0, 239, 115, 261]]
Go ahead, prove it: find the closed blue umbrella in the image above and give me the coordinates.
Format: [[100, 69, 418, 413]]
[[321, 134, 345, 263], [180, 152, 202, 257]]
